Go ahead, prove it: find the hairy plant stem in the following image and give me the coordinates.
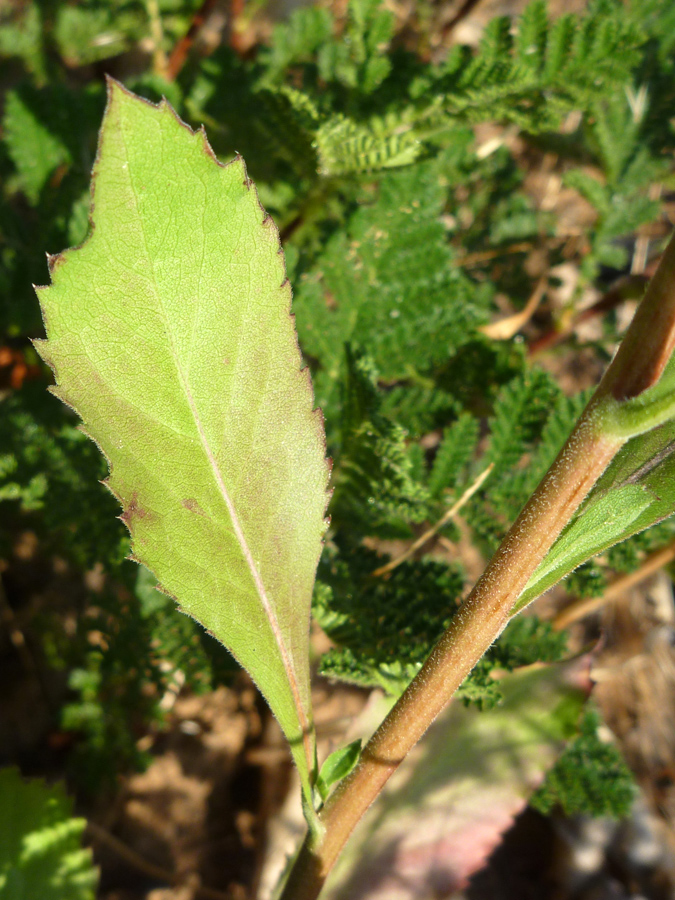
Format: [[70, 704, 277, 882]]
[[278, 230, 675, 900], [279, 417, 621, 900]]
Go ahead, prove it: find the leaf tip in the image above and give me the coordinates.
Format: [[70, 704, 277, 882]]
[[104, 74, 135, 111], [196, 124, 224, 169], [235, 152, 252, 189], [31, 336, 51, 368], [104, 74, 180, 132], [46, 251, 64, 275]]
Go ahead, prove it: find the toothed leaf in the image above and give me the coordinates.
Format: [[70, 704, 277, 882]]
[[34, 82, 329, 802]]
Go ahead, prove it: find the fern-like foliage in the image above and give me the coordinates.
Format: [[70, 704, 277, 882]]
[[483, 384, 593, 528], [462, 371, 584, 555], [314, 111, 422, 175], [260, 0, 395, 95], [317, 0, 396, 94], [0, 387, 126, 566], [315, 539, 565, 702], [260, 6, 334, 81], [563, 88, 669, 277], [251, 0, 645, 177], [459, 616, 567, 709], [428, 413, 480, 499], [330, 349, 430, 537], [0, 767, 98, 899], [415, 0, 643, 132], [532, 708, 636, 817], [314, 544, 463, 693], [2, 0, 673, 821], [293, 149, 491, 415], [59, 565, 238, 790]]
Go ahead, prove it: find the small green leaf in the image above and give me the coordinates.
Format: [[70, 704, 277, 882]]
[[602, 353, 675, 439], [516, 417, 675, 611], [35, 81, 330, 805], [316, 740, 362, 803], [0, 767, 98, 900]]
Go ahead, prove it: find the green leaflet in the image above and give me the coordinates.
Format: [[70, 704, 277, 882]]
[[0, 767, 98, 900], [315, 114, 421, 176], [516, 417, 675, 612], [316, 740, 362, 803], [34, 81, 329, 806], [530, 708, 635, 818]]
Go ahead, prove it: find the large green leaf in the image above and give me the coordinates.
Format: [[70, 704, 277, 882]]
[[0, 767, 97, 900], [35, 81, 329, 797]]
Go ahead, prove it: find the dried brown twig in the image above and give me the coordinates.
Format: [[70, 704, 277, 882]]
[[480, 276, 548, 340], [554, 541, 675, 631], [372, 464, 494, 577], [87, 821, 238, 900]]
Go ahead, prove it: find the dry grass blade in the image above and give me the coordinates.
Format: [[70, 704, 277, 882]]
[[554, 541, 675, 630], [372, 464, 494, 577], [480, 276, 548, 340]]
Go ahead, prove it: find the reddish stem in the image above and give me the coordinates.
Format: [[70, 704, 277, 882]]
[[279, 419, 621, 900], [166, 0, 217, 81], [277, 229, 675, 900]]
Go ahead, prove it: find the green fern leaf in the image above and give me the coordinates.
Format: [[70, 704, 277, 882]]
[[3, 89, 71, 203], [428, 414, 480, 499], [0, 768, 98, 900], [331, 350, 430, 535]]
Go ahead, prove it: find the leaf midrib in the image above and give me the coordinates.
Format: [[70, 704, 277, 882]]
[[115, 112, 314, 770]]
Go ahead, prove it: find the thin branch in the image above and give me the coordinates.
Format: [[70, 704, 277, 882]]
[[528, 274, 649, 358], [372, 463, 494, 577], [631, 184, 663, 275], [166, 0, 217, 81], [86, 821, 238, 900], [453, 235, 580, 268], [144, 0, 168, 78], [440, 0, 486, 43], [453, 240, 536, 267], [553, 541, 675, 631], [277, 229, 675, 900]]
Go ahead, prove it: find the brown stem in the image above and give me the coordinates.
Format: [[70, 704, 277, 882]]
[[599, 232, 675, 400], [280, 418, 622, 900], [144, 0, 168, 77], [277, 231, 675, 900], [166, 0, 217, 81]]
